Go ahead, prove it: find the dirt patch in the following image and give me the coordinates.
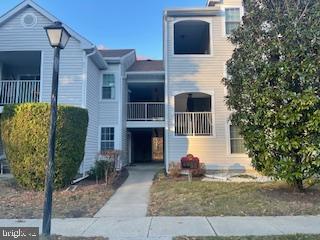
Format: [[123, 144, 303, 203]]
[[0, 169, 128, 219]]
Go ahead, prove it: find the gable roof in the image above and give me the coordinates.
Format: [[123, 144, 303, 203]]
[[0, 0, 107, 69], [0, 0, 93, 50], [99, 49, 135, 58], [127, 60, 164, 73]]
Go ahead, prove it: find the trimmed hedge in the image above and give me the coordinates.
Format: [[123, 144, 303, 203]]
[[1, 103, 88, 190]]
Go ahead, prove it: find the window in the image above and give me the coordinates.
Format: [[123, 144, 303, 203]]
[[225, 8, 241, 35], [230, 125, 245, 154], [102, 74, 115, 99], [101, 127, 115, 152], [174, 20, 210, 55]]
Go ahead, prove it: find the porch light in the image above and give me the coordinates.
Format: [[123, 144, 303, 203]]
[[44, 21, 70, 49]]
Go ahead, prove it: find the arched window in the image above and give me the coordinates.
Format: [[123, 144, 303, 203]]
[[174, 92, 213, 136], [174, 20, 211, 55]]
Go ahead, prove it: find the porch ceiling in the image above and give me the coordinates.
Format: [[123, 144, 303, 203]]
[[0, 51, 41, 68]]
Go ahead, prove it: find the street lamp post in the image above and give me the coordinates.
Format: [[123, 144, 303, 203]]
[[42, 21, 70, 237]]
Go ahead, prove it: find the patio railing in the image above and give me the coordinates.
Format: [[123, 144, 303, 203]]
[[175, 112, 213, 136], [0, 80, 40, 105], [127, 102, 165, 121]]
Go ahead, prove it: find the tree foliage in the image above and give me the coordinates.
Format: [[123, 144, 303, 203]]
[[223, 0, 320, 190], [1, 103, 88, 191]]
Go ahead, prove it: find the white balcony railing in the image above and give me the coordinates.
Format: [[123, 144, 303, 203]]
[[127, 102, 165, 121], [175, 112, 213, 136], [0, 80, 40, 105]]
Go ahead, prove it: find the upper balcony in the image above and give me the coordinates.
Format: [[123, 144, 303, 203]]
[[0, 51, 41, 106], [127, 82, 165, 122]]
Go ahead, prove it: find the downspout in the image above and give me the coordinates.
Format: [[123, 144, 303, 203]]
[[79, 47, 98, 177], [163, 13, 170, 173]]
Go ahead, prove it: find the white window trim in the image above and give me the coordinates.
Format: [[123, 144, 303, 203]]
[[98, 126, 120, 152], [171, 17, 214, 58], [100, 71, 118, 102], [226, 120, 247, 157], [172, 90, 216, 138], [222, 6, 244, 38]]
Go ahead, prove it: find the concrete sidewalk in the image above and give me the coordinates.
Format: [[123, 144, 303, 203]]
[[95, 164, 162, 218], [1, 216, 320, 240]]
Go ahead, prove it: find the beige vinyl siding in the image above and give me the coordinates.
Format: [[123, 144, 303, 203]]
[[223, 0, 243, 6], [165, 7, 251, 170], [0, 7, 85, 107], [83, 58, 100, 172]]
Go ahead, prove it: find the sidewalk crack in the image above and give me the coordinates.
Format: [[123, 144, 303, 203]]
[[205, 217, 218, 236], [147, 217, 153, 238], [81, 218, 98, 236]]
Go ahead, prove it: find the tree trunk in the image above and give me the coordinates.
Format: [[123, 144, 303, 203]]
[[293, 179, 304, 192]]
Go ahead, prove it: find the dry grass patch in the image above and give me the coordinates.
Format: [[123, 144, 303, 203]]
[[149, 172, 320, 216], [175, 235, 320, 240], [0, 170, 128, 219]]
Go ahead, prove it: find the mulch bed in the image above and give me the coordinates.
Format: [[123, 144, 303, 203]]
[[0, 168, 128, 219]]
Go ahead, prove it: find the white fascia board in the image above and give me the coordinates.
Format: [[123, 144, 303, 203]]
[[86, 48, 108, 70], [164, 7, 221, 17]]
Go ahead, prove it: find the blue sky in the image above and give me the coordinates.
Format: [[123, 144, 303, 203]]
[[0, 0, 206, 59]]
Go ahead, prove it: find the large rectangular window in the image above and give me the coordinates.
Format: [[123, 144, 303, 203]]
[[102, 74, 115, 100], [101, 127, 115, 152], [230, 125, 245, 154], [225, 8, 241, 35]]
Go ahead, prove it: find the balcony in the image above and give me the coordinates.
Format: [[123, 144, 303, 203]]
[[0, 80, 40, 105], [175, 112, 213, 136], [127, 102, 165, 121], [0, 51, 41, 106]]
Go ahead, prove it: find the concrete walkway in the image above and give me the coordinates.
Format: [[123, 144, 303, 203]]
[[95, 164, 162, 218], [1, 216, 320, 240]]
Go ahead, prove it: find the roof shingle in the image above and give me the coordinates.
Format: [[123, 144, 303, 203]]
[[98, 49, 134, 58], [127, 60, 164, 72]]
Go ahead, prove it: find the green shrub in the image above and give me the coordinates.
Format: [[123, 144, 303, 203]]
[[89, 159, 111, 182], [1, 103, 88, 190], [88, 151, 121, 183], [223, 0, 320, 191]]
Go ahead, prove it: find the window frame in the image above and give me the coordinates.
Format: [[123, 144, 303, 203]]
[[172, 18, 214, 58], [222, 6, 244, 37], [226, 122, 247, 156], [101, 73, 116, 101], [99, 127, 115, 152]]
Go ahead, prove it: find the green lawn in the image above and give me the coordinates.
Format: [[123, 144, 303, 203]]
[[175, 235, 320, 240], [148, 173, 320, 216]]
